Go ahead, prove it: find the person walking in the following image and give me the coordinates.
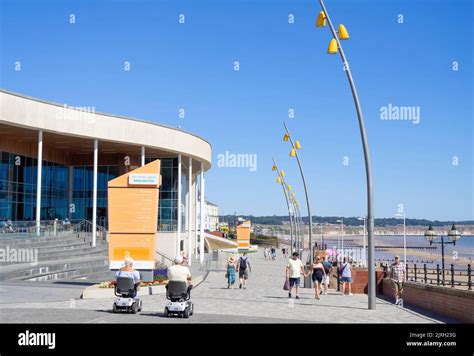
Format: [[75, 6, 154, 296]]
[[226, 255, 237, 289], [310, 256, 326, 299], [340, 258, 353, 296], [237, 252, 251, 289], [322, 255, 332, 294], [390, 255, 406, 306], [285, 252, 307, 299], [271, 246, 276, 261]]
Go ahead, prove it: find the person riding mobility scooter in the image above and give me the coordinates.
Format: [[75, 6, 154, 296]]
[[164, 255, 194, 318], [112, 257, 143, 314]]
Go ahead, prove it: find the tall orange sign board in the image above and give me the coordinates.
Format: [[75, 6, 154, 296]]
[[108, 160, 161, 272], [237, 220, 251, 252]]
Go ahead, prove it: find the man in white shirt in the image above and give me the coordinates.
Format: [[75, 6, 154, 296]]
[[286, 252, 306, 299], [167, 255, 193, 296]]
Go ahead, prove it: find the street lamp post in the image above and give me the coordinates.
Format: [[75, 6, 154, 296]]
[[290, 195, 300, 252], [357, 217, 366, 267], [272, 160, 296, 252], [336, 219, 344, 260], [424, 224, 461, 286], [395, 212, 406, 265], [316, 0, 375, 309], [283, 122, 313, 265], [291, 194, 302, 253]]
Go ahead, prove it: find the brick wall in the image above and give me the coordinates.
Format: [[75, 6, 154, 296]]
[[382, 278, 474, 323], [328, 268, 385, 294]]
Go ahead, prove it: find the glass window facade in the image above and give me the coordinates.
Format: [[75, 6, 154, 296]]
[[146, 157, 182, 232], [71, 165, 119, 223], [1, 151, 186, 231], [0, 151, 68, 221]]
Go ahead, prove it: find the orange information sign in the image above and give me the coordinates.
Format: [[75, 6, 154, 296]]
[[107, 160, 161, 271], [236, 220, 251, 253]]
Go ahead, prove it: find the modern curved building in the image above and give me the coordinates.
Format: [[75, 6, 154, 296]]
[[0, 89, 212, 261]]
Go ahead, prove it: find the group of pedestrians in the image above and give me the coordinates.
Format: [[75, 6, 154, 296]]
[[226, 252, 252, 289], [285, 251, 356, 299], [285, 252, 334, 299], [263, 247, 277, 261]]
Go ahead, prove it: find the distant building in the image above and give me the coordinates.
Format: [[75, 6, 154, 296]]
[[205, 200, 219, 231]]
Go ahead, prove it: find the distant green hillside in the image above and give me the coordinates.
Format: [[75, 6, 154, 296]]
[[218, 215, 474, 227]]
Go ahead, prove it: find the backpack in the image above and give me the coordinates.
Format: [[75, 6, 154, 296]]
[[323, 261, 331, 274], [239, 257, 248, 270]]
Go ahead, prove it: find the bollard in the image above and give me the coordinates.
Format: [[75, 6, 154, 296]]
[[436, 264, 440, 286], [414, 264, 417, 283], [424, 264, 427, 284], [451, 264, 455, 288], [468, 264, 472, 291]]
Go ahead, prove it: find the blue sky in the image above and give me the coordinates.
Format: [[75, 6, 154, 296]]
[[1, 0, 472, 220]]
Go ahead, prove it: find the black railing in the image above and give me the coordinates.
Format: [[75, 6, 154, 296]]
[[383, 263, 472, 291]]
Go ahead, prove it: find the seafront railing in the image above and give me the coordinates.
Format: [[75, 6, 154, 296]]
[[383, 263, 472, 291]]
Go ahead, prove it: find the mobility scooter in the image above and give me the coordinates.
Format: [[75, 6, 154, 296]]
[[164, 281, 194, 318], [112, 276, 143, 314]]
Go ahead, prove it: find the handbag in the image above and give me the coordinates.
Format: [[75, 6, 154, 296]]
[[283, 278, 290, 291]]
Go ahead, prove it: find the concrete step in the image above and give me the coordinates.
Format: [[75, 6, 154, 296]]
[[0, 256, 109, 281], [72, 270, 113, 282], [0, 236, 92, 248], [0, 244, 108, 266], [34, 246, 108, 262], [0, 230, 90, 241], [21, 263, 111, 282]]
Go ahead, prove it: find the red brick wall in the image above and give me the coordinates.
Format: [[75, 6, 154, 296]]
[[328, 268, 385, 294], [351, 269, 385, 294], [382, 278, 474, 323]]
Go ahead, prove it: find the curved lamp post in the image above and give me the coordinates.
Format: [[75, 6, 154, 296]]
[[283, 122, 313, 265], [316, 0, 375, 309]]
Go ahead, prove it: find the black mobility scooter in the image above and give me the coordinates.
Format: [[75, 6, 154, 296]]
[[112, 276, 143, 314], [164, 281, 194, 318]]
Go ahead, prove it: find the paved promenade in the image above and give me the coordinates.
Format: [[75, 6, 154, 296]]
[[0, 249, 452, 323]]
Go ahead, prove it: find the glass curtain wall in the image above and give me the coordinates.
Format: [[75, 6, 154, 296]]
[[0, 151, 68, 221]]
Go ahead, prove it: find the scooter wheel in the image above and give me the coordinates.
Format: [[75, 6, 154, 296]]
[[131, 303, 138, 314], [164, 308, 169, 318], [183, 307, 190, 319], [112, 304, 118, 313]]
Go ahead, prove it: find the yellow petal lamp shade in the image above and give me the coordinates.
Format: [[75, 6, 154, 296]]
[[283, 133, 290, 142], [272, 165, 277, 171], [327, 38, 338, 54], [316, 11, 326, 27], [287, 185, 292, 191], [295, 140, 301, 149], [280, 170, 285, 177], [290, 148, 296, 157], [277, 176, 281, 184], [338, 24, 349, 40]]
